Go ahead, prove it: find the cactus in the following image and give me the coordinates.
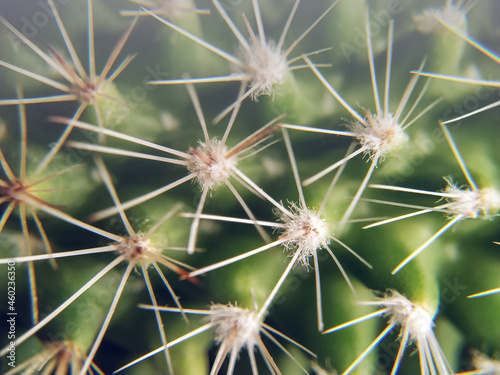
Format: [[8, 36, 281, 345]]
[[1, 1, 499, 374]]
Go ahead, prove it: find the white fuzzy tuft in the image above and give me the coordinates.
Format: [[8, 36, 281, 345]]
[[209, 303, 261, 353], [471, 351, 500, 374], [117, 234, 154, 263], [277, 202, 330, 267], [379, 290, 434, 342], [187, 138, 237, 190], [237, 39, 289, 99], [338, 290, 453, 374], [348, 112, 409, 163], [413, 1, 468, 34], [443, 178, 500, 219]]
